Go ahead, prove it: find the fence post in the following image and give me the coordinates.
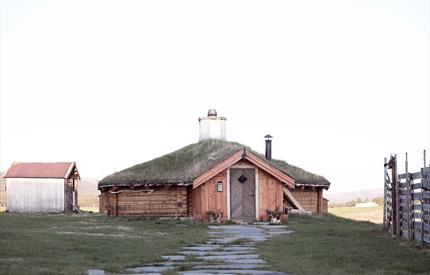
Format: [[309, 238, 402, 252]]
[[406, 152, 413, 241], [421, 159, 429, 246], [384, 157, 387, 231], [392, 155, 398, 235], [420, 159, 425, 246]]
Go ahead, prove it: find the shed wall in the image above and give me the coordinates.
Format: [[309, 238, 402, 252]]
[[6, 178, 65, 212], [65, 177, 79, 212]]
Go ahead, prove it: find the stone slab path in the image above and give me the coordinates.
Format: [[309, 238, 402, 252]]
[[89, 223, 293, 275]]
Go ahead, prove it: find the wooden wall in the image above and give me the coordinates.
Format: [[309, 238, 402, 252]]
[[100, 186, 188, 217], [64, 179, 73, 212], [290, 187, 324, 213], [322, 198, 328, 213], [258, 169, 284, 221], [99, 192, 108, 214], [65, 176, 79, 212], [191, 162, 285, 222], [191, 171, 228, 221], [6, 178, 65, 212]]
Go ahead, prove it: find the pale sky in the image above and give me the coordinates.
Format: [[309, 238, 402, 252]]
[[1, 0, 429, 194]]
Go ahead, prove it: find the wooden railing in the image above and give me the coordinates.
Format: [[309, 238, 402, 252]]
[[384, 153, 430, 246]]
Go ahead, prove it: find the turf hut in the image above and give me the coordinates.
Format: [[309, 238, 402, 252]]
[[98, 110, 330, 221]]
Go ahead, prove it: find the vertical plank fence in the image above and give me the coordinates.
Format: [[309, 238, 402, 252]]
[[384, 151, 430, 246]]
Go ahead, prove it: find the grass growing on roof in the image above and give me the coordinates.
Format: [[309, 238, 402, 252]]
[[257, 214, 430, 275], [0, 213, 208, 275], [100, 139, 244, 185], [99, 139, 330, 187]]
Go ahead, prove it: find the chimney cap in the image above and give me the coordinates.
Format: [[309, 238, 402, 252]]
[[207, 109, 217, 117], [264, 134, 273, 140]]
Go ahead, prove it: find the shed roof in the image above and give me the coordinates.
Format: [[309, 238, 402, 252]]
[[4, 162, 77, 179], [99, 140, 331, 189]]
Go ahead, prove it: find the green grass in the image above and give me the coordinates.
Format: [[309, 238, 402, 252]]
[[258, 214, 430, 275], [0, 213, 208, 275], [329, 206, 383, 224]]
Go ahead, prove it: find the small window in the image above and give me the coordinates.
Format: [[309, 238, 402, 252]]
[[217, 181, 223, 192], [238, 175, 247, 183]]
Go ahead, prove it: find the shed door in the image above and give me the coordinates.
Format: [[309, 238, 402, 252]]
[[230, 168, 256, 221]]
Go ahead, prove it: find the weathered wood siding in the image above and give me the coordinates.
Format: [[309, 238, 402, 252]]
[[6, 178, 65, 212], [64, 178, 78, 212], [191, 171, 228, 221], [100, 186, 188, 217], [99, 191, 109, 213], [257, 169, 284, 221], [290, 187, 324, 213], [322, 198, 328, 213]]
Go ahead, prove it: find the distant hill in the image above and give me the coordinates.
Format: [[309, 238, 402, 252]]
[[325, 188, 383, 204], [79, 178, 100, 209], [79, 178, 99, 197]]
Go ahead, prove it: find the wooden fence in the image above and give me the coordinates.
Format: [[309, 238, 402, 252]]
[[384, 153, 430, 245]]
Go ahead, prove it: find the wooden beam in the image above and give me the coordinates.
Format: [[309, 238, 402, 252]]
[[245, 152, 295, 188], [392, 155, 398, 236], [283, 187, 305, 211], [193, 150, 243, 189], [383, 157, 387, 231], [193, 149, 296, 189]]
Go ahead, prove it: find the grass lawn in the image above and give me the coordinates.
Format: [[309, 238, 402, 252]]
[[258, 214, 430, 275], [329, 205, 383, 224], [0, 213, 208, 275]]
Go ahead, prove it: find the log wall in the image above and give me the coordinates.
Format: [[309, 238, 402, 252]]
[[99, 192, 108, 214], [100, 186, 188, 217], [322, 198, 328, 213], [290, 187, 324, 213]]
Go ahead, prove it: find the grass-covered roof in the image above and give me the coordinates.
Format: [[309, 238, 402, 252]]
[[99, 139, 331, 188]]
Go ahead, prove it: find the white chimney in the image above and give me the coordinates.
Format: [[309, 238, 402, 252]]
[[199, 109, 226, 141]]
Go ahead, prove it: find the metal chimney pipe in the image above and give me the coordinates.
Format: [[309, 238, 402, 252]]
[[264, 135, 272, 161]]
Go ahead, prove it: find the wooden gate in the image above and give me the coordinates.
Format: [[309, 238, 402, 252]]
[[230, 168, 256, 221], [384, 151, 430, 246]]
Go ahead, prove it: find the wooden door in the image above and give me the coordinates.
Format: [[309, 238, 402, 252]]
[[230, 168, 256, 221]]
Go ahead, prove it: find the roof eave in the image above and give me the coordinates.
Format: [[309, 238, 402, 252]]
[[192, 148, 296, 189], [295, 183, 330, 190]]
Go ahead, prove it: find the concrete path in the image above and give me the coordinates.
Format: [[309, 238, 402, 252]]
[[89, 223, 293, 275]]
